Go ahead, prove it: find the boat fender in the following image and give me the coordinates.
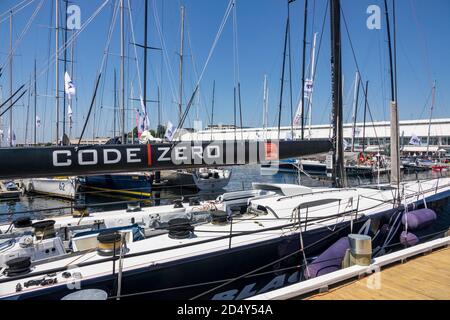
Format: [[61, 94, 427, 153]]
[[400, 231, 419, 247], [305, 237, 349, 279], [401, 209, 437, 231]]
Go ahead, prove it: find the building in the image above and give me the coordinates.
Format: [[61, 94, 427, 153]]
[[180, 118, 450, 152]]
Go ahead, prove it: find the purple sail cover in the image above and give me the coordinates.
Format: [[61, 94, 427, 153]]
[[401, 209, 437, 231], [305, 237, 349, 279], [400, 231, 419, 247]]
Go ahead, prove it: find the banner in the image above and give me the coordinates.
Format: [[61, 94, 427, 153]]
[[165, 121, 176, 141], [409, 135, 421, 146]]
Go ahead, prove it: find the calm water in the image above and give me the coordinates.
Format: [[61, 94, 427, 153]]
[[0, 165, 447, 224]]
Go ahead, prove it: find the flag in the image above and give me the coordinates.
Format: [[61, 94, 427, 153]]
[[139, 96, 149, 132], [409, 135, 421, 146], [304, 79, 314, 97], [68, 104, 73, 118], [165, 121, 176, 141], [7, 128, 16, 147], [353, 127, 361, 137], [136, 108, 146, 139], [343, 139, 349, 150], [293, 101, 302, 126], [36, 116, 41, 128], [64, 72, 76, 96]]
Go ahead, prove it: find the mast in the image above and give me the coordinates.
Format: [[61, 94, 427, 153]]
[[113, 69, 117, 137], [210, 80, 215, 140], [351, 71, 360, 151], [143, 0, 148, 122], [55, 0, 60, 145], [277, 1, 290, 141], [307, 32, 317, 140], [263, 75, 268, 130], [300, 0, 308, 139], [34, 59, 37, 145], [178, 6, 185, 124], [62, 0, 68, 142], [120, 0, 125, 143], [426, 81, 436, 154], [362, 81, 368, 152], [384, 0, 400, 191], [330, 0, 345, 188], [9, 12, 13, 147]]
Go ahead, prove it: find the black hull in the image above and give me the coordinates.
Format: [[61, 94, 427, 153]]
[[7, 191, 450, 300]]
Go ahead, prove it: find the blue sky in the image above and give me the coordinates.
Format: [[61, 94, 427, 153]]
[[0, 0, 449, 144]]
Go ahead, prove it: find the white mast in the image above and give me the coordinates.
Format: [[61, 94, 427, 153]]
[[426, 81, 436, 155], [351, 71, 360, 151], [307, 32, 317, 140], [120, 0, 125, 143], [55, 0, 60, 145], [263, 74, 268, 130], [9, 12, 13, 146]]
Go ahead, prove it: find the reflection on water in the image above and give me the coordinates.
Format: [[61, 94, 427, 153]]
[[0, 165, 448, 224]]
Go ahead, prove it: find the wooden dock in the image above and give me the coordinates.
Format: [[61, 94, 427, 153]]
[[248, 236, 450, 301], [307, 247, 450, 300]]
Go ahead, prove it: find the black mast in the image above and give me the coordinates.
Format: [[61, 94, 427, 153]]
[[278, 0, 290, 140], [143, 0, 148, 118], [384, 0, 400, 194], [330, 0, 345, 187], [362, 81, 368, 153], [300, 0, 308, 139]]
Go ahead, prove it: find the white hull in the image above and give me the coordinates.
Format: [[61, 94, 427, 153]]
[[23, 177, 78, 200], [193, 169, 232, 191]]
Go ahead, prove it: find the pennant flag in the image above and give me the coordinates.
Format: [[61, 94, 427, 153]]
[[64, 72, 76, 96], [353, 127, 361, 137], [68, 104, 73, 118], [293, 101, 302, 126], [343, 139, 349, 150], [7, 128, 16, 147], [304, 79, 314, 97], [36, 116, 41, 128], [409, 135, 421, 146], [139, 96, 149, 132], [165, 121, 176, 141]]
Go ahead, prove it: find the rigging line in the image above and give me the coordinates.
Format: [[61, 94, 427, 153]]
[[408, 0, 432, 87], [0, 0, 35, 22], [14, 0, 111, 111], [95, 1, 118, 139], [189, 222, 354, 300], [341, 7, 382, 147], [0, 0, 45, 73], [186, 20, 211, 124], [78, 0, 118, 144], [127, 0, 144, 110], [152, 0, 178, 109], [176, 0, 234, 132]]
